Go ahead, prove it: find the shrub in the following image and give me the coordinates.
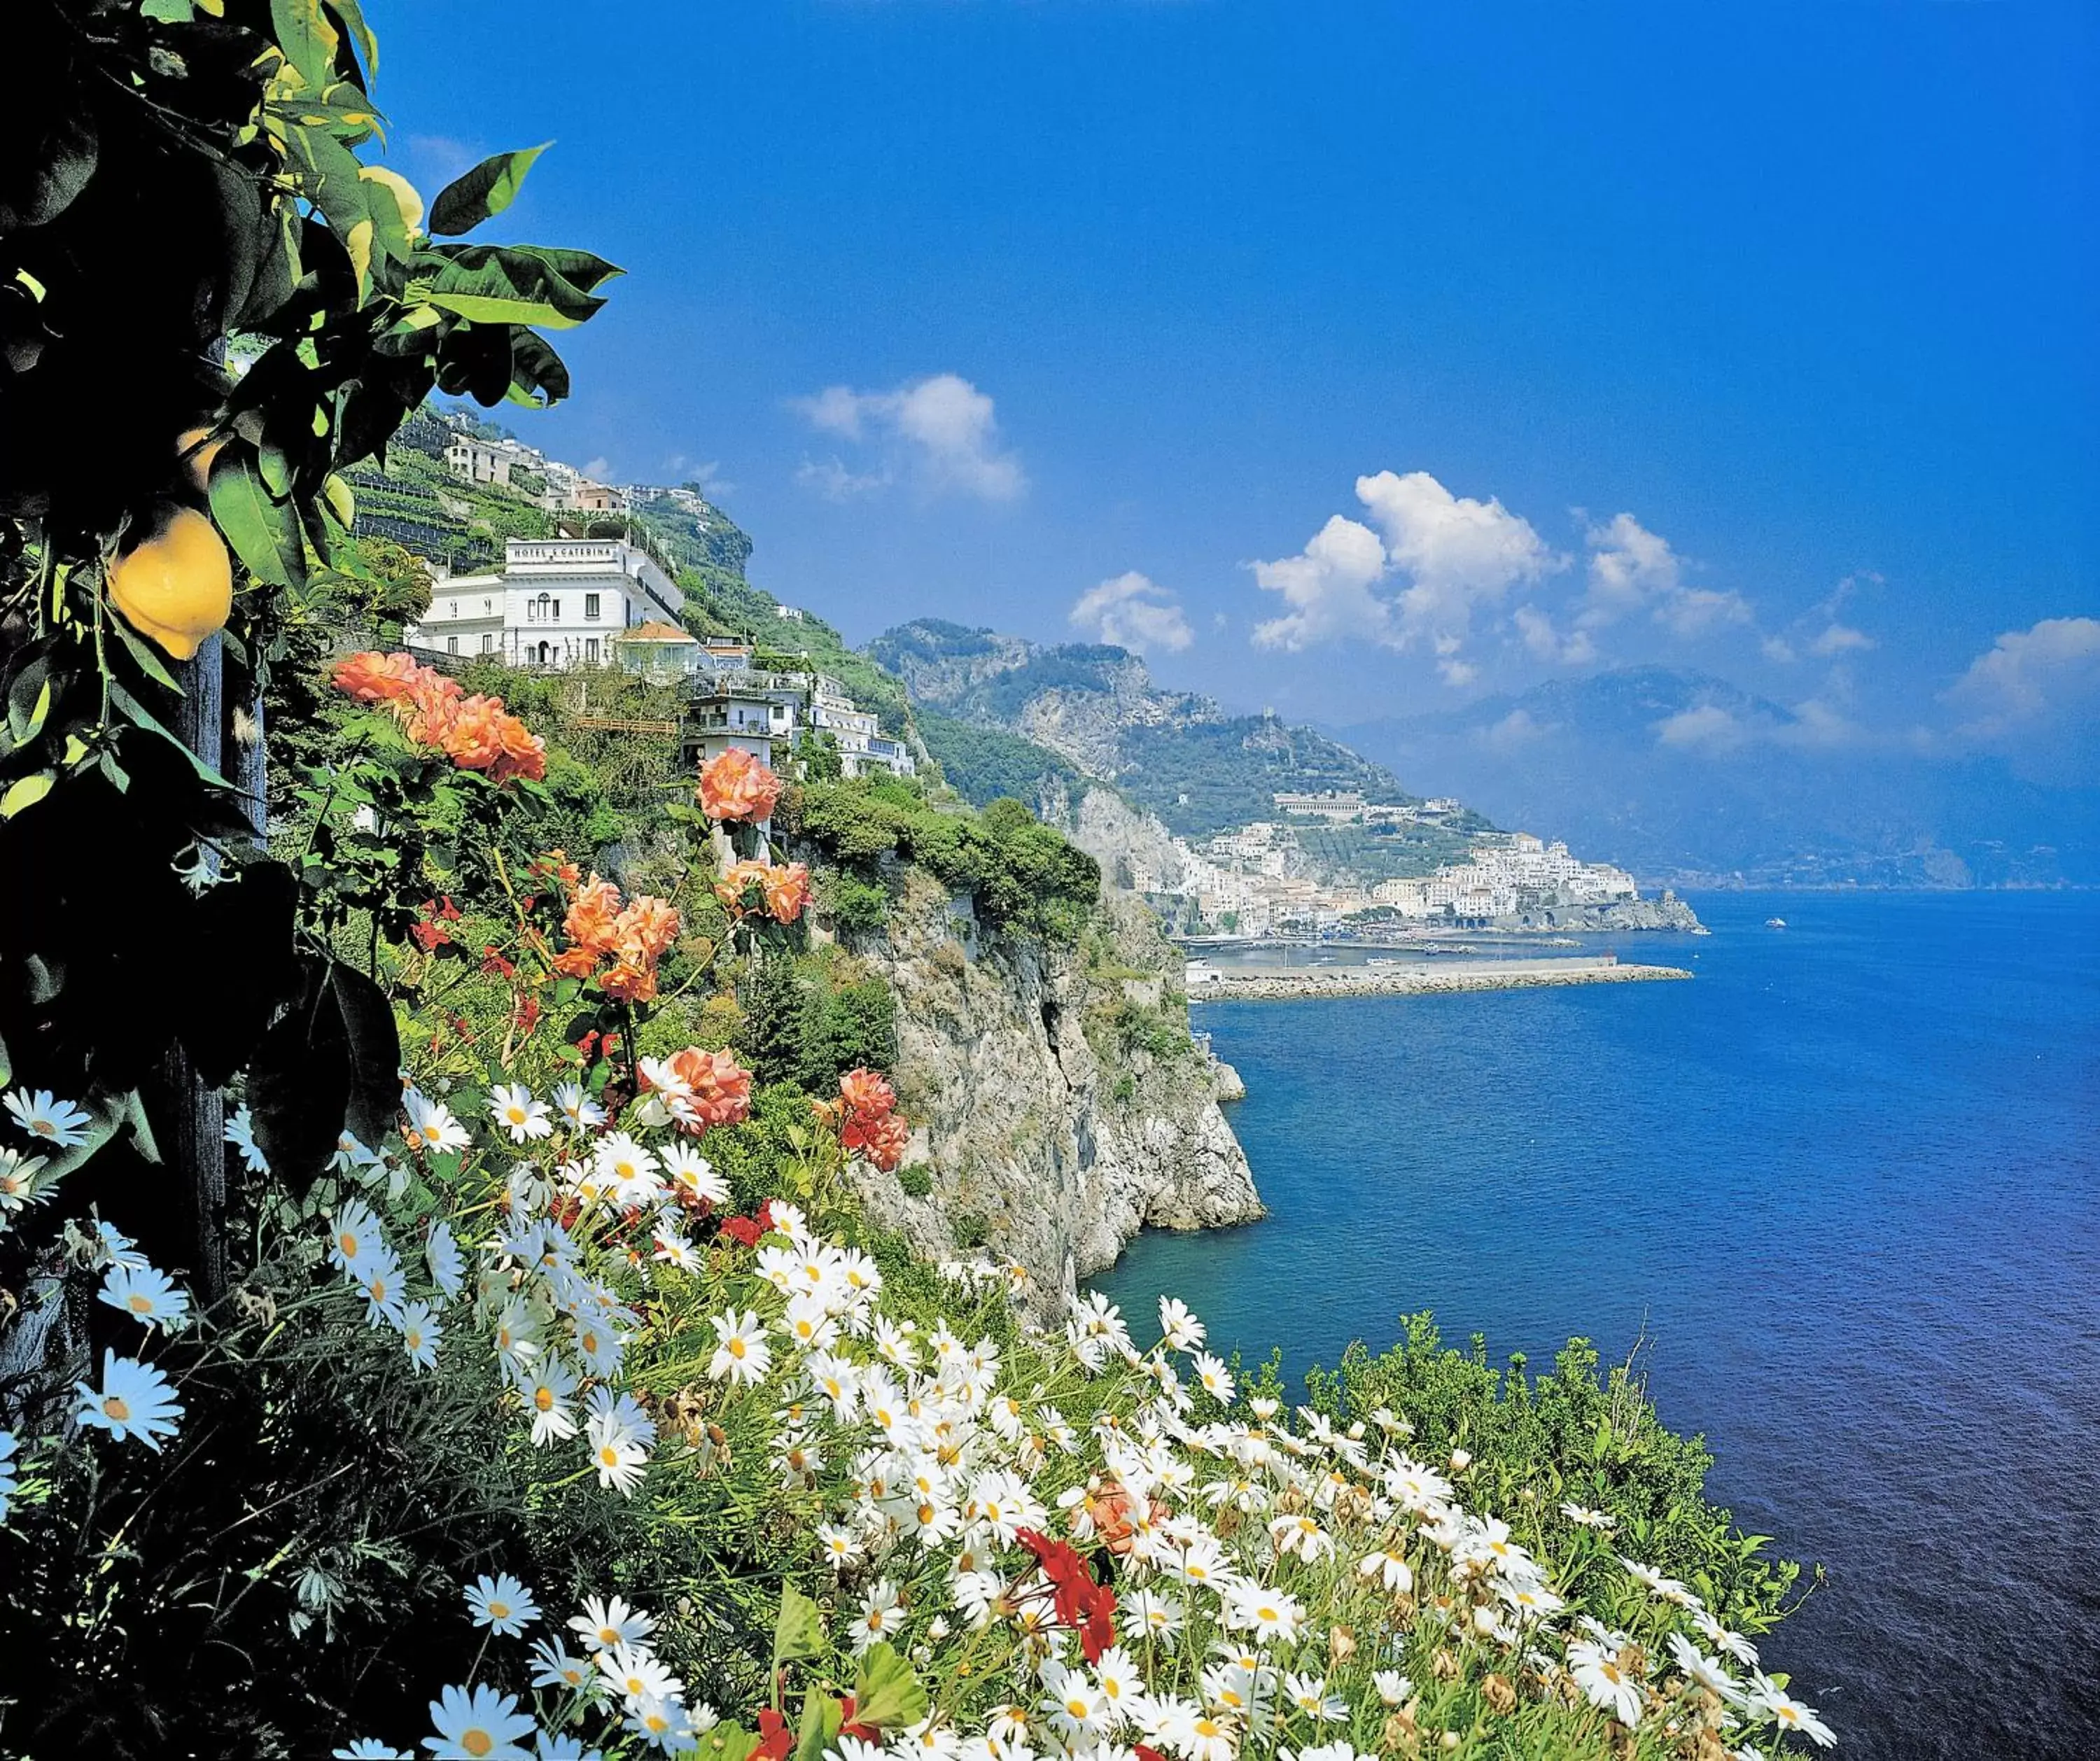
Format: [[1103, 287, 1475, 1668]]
[[895, 1164, 934, 1200]]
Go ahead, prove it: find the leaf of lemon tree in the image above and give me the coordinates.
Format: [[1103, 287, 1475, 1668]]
[[419, 244, 622, 330], [282, 125, 374, 294], [323, 0, 378, 82], [506, 330, 571, 408], [209, 448, 306, 589], [428, 143, 550, 237], [0, 771, 55, 820], [850, 1644, 929, 1733], [773, 1584, 827, 1666], [106, 608, 182, 692], [270, 0, 341, 89]]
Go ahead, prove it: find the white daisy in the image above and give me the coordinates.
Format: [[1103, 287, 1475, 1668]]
[[4, 1088, 91, 1149], [465, 1572, 542, 1636], [97, 1261, 190, 1333], [223, 1104, 270, 1173], [74, 1351, 184, 1450]]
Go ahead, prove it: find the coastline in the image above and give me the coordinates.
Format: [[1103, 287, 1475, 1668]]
[[1189, 955, 1693, 1001]]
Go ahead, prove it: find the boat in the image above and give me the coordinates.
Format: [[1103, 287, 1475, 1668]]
[[1766, 917, 1787, 929]]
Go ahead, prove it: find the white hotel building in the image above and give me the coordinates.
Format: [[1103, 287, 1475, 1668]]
[[405, 538, 686, 669]]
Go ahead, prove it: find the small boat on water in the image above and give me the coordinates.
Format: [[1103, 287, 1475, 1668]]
[[1766, 917, 1787, 929]]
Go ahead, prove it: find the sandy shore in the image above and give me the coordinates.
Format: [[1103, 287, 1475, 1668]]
[[1189, 955, 1693, 1001]]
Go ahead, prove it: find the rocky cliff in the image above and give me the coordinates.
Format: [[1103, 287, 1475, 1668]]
[[834, 869, 1261, 1308]]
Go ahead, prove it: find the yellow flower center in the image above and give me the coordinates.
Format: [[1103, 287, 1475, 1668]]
[[127, 1293, 153, 1313], [104, 1395, 132, 1422], [339, 1232, 358, 1257], [536, 1388, 556, 1412], [463, 1734, 494, 1758], [729, 1338, 747, 1359]]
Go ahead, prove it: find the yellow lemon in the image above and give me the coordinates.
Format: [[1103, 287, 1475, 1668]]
[[176, 426, 225, 493], [108, 506, 233, 661]]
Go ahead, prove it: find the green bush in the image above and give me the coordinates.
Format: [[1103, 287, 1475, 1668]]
[[895, 1164, 934, 1200]]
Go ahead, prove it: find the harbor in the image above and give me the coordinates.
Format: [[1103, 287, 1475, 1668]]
[[1185, 953, 1694, 999]]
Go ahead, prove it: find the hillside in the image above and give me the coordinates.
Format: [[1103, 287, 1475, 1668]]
[[870, 619, 1459, 839], [1338, 665, 2100, 887]]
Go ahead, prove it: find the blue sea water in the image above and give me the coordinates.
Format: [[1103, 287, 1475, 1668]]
[[1093, 892, 2100, 1760]]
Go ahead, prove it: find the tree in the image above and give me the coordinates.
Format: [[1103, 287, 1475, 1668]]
[[0, 0, 616, 1304]]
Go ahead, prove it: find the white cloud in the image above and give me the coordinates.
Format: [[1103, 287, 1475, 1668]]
[[582, 456, 613, 481], [791, 372, 1024, 503], [1654, 703, 1751, 752], [1943, 616, 2100, 785], [1583, 513, 1753, 638], [1251, 471, 1557, 665], [1485, 708, 1549, 752], [1069, 571, 1194, 655], [1250, 514, 1392, 650], [1809, 622, 1875, 657], [1513, 603, 1598, 666]]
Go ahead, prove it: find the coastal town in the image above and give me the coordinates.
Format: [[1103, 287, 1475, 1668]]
[[1124, 789, 1700, 939], [394, 415, 918, 784]]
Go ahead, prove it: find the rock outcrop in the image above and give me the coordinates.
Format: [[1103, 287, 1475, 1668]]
[[837, 871, 1261, 1310]]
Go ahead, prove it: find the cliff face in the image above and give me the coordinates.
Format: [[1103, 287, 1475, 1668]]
[[836, 870, 1261, 1309]]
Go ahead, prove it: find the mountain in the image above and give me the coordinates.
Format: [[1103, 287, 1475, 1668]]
[[1336, 666, 2099, 887], [870, 621, 1462, 839]]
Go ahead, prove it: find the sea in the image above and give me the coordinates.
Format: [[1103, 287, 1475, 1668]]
[[1092, 892, 2100, 1760]]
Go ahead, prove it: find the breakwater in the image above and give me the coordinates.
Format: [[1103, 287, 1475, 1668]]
[[1189, 955, 1692, 1000]]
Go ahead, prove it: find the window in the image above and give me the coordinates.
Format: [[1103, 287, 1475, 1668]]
[[584, 592, 601, 619], [447, 600, 457, 617], [447, 636, 458, 654], [585, 638, 599, 663], [533, 592, 551, 623], [480, 633, 492, 653], [552, 599, 561, 619]]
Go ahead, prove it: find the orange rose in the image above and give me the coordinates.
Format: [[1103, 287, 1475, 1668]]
[[439, 694, 510, 769], [667, 1046, 752, 1132], [600, 960, 659, 1004], [837, 1067, 895, 1124], [762, 862, 811, 925], [489, 713, 547, 784], [332, 650, 424, 703], [713, 858, 771, 916], [564, 876, 625, 957], [698, 748, 783, 823], [531, 850, 582, 890], [614, 894, 680, 964]]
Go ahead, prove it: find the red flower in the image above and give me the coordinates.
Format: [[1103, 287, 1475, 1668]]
[[481, 946, 516, 978], [755, 1710, 793, 1761], [1016, 1527, 1118, 1663], [720, 1214, 764, 1248]]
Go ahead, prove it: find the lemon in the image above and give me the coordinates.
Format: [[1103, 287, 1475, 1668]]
[[108, 505, 233, 661]]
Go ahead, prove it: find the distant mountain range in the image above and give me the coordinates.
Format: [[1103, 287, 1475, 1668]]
[[869, 620, 1484, 841], [1334, 666, 2099, 887]]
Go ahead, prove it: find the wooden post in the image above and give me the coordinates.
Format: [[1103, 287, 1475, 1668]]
[[166, 633, 229, 1301]]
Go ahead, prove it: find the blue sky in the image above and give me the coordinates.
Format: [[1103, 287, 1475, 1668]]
[[370, 1, 2096, 778]]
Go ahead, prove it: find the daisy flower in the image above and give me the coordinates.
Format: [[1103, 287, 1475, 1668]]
[[1747, 1677, 1836, 1749], [596, 1643, 682, 1706], [1371, 1671, 1411, 1708], [466, 1573, 542, 1636], [1190, 1354, 1235, 1405], [570, 1593, 658, 1655], [708, 1308, 771, 1386], [1223, 1584, 1303, 1645], [554, 1081, 606, 1132], [1357, 1546, 1413, 1593], [424, 1221, 465, 1299], [588, 1428, 649, 1496], [328, 1199, 386, 1275], [424, 1683, 536, 1759], [489, 1083, 554, 1144], [97, 1262, 190, 1333], [335, 1743, 410, 1759], [403, 1090, 472, 1156], [0, 1146, 49, 1218], [626, 1697, 697, 1753], [1158, 1296, 1206, 1353], [1283, 1673, 1346, 1723], [1567, 1641, 1643, 1727], [94, 1220, 150, 1270], [661, 1141, 727, 1205], [529, 1637, 601, 1696], [522, 1357, 581, 1445], [402, 1303, 443, 1372], [74, 1351, 183, 1450], [0, 1430, 19, 1524], [851, 1579, 902, 1655], [223, 1105, 270, 1173], [534, 1736, 603, 1761], [358, 1247, 409, 1331], [1667, 1631, 1743, 1702], [1560, 1501, 1615, 1530], [4, 1088, 91, 1149]]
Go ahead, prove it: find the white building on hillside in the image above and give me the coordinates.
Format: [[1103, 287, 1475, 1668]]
[[405, 537, 685, 670]]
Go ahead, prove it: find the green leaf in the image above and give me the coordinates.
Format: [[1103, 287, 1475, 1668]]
[[323, 0, 378, 80], [327, 962, 402, 1148], [209, 447, 306, 589], [108, 683, 237, 790], [271, 0, 340, 88], [282, 123, 374, 293], [773, 1584, 827, 1666], [850, 1643, 929, 1734], [419, 243, 623, 330], [505, 330, 571, 408], [0, 771, 55, 819], [792, 1690, 842, 1761], [695, 1726, 758, 1761], [428, 143, 550, 237], [143, 0, 196, 22]]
